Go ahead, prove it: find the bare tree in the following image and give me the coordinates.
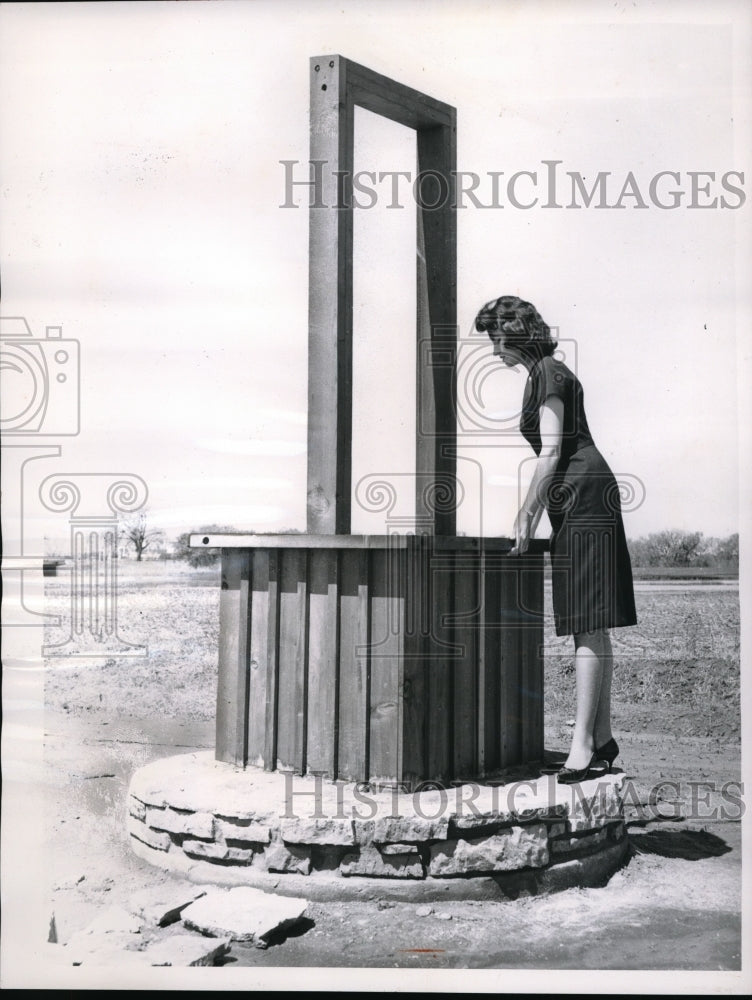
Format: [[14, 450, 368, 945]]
[[120, 511, 165, 562]]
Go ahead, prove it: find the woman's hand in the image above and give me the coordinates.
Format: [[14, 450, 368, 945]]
[[509, 508, 533, 556]]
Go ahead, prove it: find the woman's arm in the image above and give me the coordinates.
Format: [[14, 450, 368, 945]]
[[510, 394, 564, 555]]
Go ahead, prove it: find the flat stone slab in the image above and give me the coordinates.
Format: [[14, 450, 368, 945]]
[[181, 887, 308, 944], [64, 930, 144, 965], [128, 884, 208, 926], [146, 934, 231, 966]]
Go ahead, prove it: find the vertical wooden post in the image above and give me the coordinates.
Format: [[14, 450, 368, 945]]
[[307, 549, 340, 776], [216, 550, 251, 766], [306, 55, 457, 536], [416, 125, 457, 536], [337, 547, 370, 778], [307, 57, 354, 535], [276, 550, 309, 773], [247, 549, 279, 769]]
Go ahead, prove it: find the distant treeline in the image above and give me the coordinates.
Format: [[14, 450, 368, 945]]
[[627, 531, 738, 571], [172, 526, 738, 572]]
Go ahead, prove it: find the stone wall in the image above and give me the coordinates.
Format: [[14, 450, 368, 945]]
[[127, 751, 629, 899]]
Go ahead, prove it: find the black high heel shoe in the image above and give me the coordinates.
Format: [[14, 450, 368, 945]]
[[595, 737, 619, 772], [556, 751, 606, 785]]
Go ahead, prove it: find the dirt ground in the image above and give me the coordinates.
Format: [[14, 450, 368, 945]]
[[25, 706, 745, 977], [2, 567, 747, 990]]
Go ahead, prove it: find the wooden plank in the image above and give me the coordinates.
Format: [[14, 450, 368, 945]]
[[401, 537, 426, 788], [215, 550, 251, 766], [246, 550, 275, 769], [425, 544, 453, 783], [306, 549, 339, 776], [275, 549, 309, 773], [499, 558, 524, 768], [263, 550, 280, 770], [307, 57, 354, 534], [190, 532, 548, 552], [451, 551, 478, 780], [368, 546, 404, 786], [520, 554, 545, 763], [337, 547, 370, 781], [344, 57, 455, 129], [415, 121, 457, 536], [478, 550, 502, 775]]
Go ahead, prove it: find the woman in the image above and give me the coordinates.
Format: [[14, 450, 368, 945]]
[[474, 295, 637, 783]]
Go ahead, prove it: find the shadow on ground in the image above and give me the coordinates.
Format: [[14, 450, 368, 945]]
[[627, 827, 733, 861]]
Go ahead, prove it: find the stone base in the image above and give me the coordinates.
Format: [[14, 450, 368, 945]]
[[127, 752, 629, 901]]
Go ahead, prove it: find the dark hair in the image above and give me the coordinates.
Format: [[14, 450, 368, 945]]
[[474, 295, 557, 363]]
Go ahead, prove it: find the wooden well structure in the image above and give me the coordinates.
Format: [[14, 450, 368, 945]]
[[191, 56, 546, 790]]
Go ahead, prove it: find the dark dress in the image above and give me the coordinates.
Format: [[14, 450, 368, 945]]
[[520, 355, 637, 637]]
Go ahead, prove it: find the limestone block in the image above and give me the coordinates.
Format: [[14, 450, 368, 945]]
[[130, 788, 166, 809], [181, 887, 308, 944], [145, 807, 215, 840], [127, 815, 171, 852], [429, 824, 549, 876], [379, 843, 420, 856], [128, 797, 146, 822], [128, 885, 208, 927], [362, 815, 449, 845], [217, 819, 272, 845], [450, 813, 504, 833], [550, 827, 608, 855], [263, 844, 312, 876], [567, 784, 622, 832], [147, 934, 231, 967], [340, 846, 425, 879], [511, 804, 569, 822], [281, 817, 355, 846], [182, 840, 254, 863]]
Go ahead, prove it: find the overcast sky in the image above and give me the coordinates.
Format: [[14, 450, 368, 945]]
[[2, 0, 750, 549]]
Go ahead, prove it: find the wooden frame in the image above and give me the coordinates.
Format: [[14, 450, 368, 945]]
[[306, 55, 457, 536], [196, 56, 547, 785]]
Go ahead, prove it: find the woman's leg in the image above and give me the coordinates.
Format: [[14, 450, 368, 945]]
[[593, 629, 614, 749], [564, 628, 609, 770]]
